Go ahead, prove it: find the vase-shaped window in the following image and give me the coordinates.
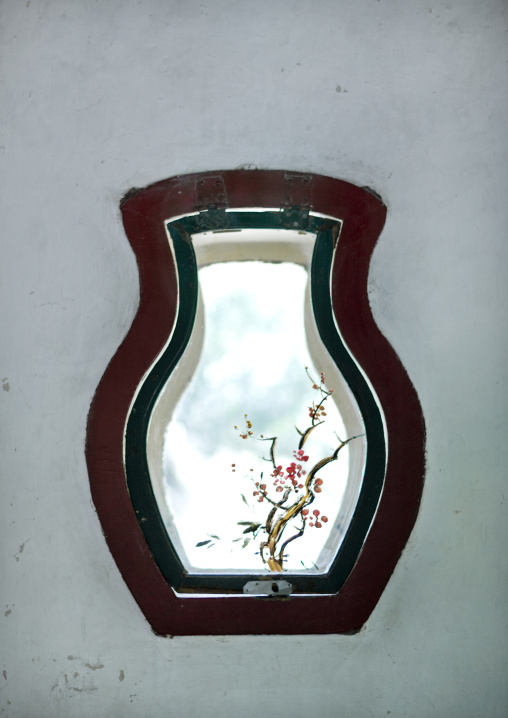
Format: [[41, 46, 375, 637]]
[[127, 212, 385, 596]]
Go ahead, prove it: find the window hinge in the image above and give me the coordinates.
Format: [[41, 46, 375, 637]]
[[195, 175, 228, 211]]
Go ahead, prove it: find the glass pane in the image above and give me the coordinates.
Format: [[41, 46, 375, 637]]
[[162, 261, 350, 573]]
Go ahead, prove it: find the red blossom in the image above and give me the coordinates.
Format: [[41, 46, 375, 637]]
[[230, 368, 342, 571]]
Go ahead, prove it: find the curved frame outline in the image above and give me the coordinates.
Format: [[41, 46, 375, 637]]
[[86, 170, 425, 635]]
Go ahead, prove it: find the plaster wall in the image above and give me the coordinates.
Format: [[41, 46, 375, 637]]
[[1, 1, 507, 716]]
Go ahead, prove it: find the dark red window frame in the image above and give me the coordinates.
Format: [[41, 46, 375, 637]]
[[85, 170, 425, 635]]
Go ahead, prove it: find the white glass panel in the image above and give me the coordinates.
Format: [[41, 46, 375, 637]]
[[162, 261, 350, 573]]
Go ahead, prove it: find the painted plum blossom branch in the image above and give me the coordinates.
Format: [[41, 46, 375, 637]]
[[196, 368, 360, 572]]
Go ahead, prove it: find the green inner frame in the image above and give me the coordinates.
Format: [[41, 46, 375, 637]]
[[124, 210, 386, 594]]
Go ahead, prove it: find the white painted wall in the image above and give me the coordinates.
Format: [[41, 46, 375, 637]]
[[1, 1, 507, 715]]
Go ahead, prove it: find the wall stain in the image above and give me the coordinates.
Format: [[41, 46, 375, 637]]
[[85, 662, 104, 671], [1, 378, 9, 392], [14, 541, 29, 562], [52, 669, 98, 696], [119, 670, 125, 682], [2, 670, 6, 680]]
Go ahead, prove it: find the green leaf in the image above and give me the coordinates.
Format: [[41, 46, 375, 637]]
[[242, 522, 261, 534], [196, 539, 212, 547], [241, 493, 249, 506]]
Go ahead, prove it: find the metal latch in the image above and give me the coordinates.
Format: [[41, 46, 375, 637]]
[[243, 580, 292, 596]]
